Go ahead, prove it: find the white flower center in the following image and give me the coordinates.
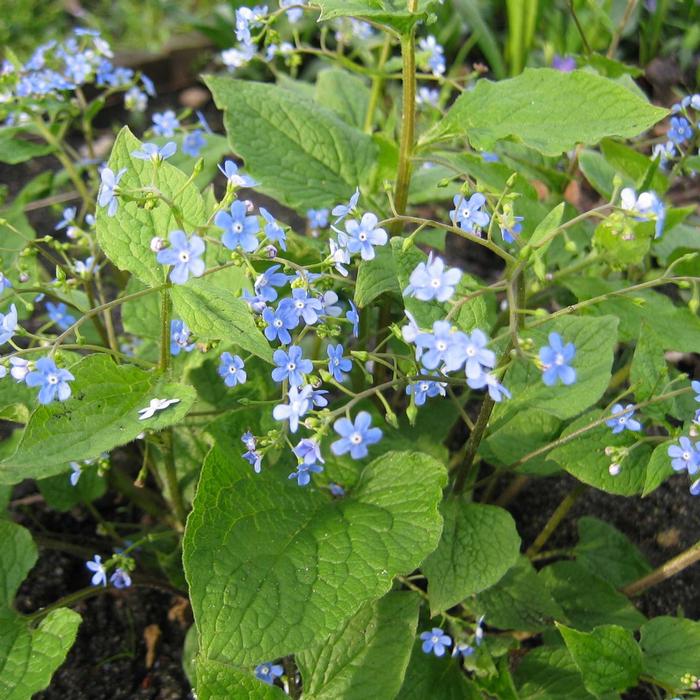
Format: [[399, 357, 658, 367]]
[[683, 451, 691, 461], [436, 341, 447, 352], [287, 362, 296, 371], [420, 382, 430, 391], [274, 319, 283, 328], [466, 346, 476, 357], [618, 417, 626, 424], [358, 232, 367, 241], [295, 300, 305, 310], [178, 251, 190, 263], [554, 352, 565, 366], [228, 366, 237, 374], [47, 373, 59, 385], [430, 277, 441, 288], [233, 222, 244, 234], [350, 432, 363, 445]]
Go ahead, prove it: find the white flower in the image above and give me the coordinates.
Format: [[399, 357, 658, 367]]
[[137, 398, 181, 420]]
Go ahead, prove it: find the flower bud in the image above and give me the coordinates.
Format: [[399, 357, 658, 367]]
[[150, 236, 166, 252], [608, 463, 621, 476], [264, 244, 277, 258]]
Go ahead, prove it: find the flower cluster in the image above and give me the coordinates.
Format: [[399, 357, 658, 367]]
[[419, 617, 484, 659], [667, 380, 700, 495]]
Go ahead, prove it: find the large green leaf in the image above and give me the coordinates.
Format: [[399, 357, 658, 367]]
[[297, 592, 420, 699], [0, 355, 195, 483], [425, 69, 667, 156], [0, 126, 55, 164], [96, 126, 207, 286], [315, 69, 371, 130], [639, 616, 700, 690], [314, 0, 439, 34], [195, 658, 286, 700], [0, 521, 81, 700], [558, 624, 642, 695], [422, 500, 521, 613], [205, 76, 377, 211], [514, 646, 595, 700], [184, 446, 446, 672], [171, 277, 273, 363]]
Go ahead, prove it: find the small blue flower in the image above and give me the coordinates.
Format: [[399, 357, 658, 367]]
[[170, 319, 195, 355], [131, 141, 177, 161], [692, 380, 700, 402], [216, 201, 261, 252], [539, 332, 576, 386], [620, 188, 666, 239], [182, 129, 206, 157], [110, 568, 132, 588], [606, 403, 642, 434], [0, 304, 18, 344], [452, 642, 475, 658], [691, 478, 700, 496], [406, 374, 446, 406], [307, 208, 329, 229], [420, 627, 452, 657], [327, 344, 352, 382], [259, 207, 287, 251], [152, 110, 179, 137], [403, 253, 462, 302], [331, 411, 382, 459], [242, 432, 263, 473], [287, 289, 323, 326], [254, 265, 290, 303], [415, 320, 456, 370], [55, 206, 77, 231], [0, 272, 12, 291], [218, 160, 257, 188], [418, 36, 446, 76], [25, 357, 74, 404], [500, 215, 524, 244], [156, 230, 205, 284], [450, 193, 490, 233], [254, 662, 284, 685], [475, 615, 485, 646], [329, 482, 345, 497], [668, 116, 693, 145], [263, 303, 298, 344], [552, 54, 576, 72], [293, 438, 324, 465], [272, 345, 312, 386], [668, 437, 699, 475], [346, 301, 360, 337], [69, 462, 81, 486], [332, 187, 360, 223], [481, 151, 500, 163], [97, 166, 126, 217], [219, 352, 247, 387], [272, 384, 313, 433], [344, 213, 388, 261], [46, 302, 75, 331], [467, 372, 511, 403], [288, 462, 324, 486], [86, 555, 107, 586], [320, 291, 342, 317], [311, 388, 329, 408]]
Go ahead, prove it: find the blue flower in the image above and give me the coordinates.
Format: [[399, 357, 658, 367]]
[[311, 388, 329, 408], [329, 483, 345, 497], [131, 141, 177, 161], [86, 555, 107, 586], [97, 166, 126, 217], [606, 403, 642, 434], [218, 160, 257, 188], [272, 385, 313, 433], [110, 568, 132, 588], [475, 615, 485, 646], [219, 352, 247, 387], [500, 213, 524, 244], [152, 110, 179, 137], [320, 291, 342, 317], [327, 344, 352, 382], [346, 301, 360, 337], [344, 213, 388, 261], [0, 304, 18, 344], [406, 374, 446, 406], [691, 478, 700, 496], [331, 411, 382, 459], [668, 116, 693, 145], [692, 380, 700, 402], [332, 187, 360, 223], [254, 264, 290, 303], [25, 357, 74, 404], [287, 289, 323, 325], [620, 188, 666, 239], [170, 319, 195, 355], [467, 372, 511, 402], [552, 54, 576, 72], [415, 320, 457, 370], [0, 272, 12, 291], [242, 432, 263, 473], [259, 207, 287, 251], [262, 303, 298, 344], [216, 201, 260, 252], [182, 129, 206, 157], [156, 230, 205, 284], [447, 328, 496, 378], [293, 438, 324, 465], [420, 627, 452, 657], [539, 332, 576, 386], [281, 0, 306, 22], [404, 253, 462, 302], [288, 462, 324, 486], [55, 206, 77, 231], [452, 642, 475, 658], [69, 462, 81, 486], [272, 345, 312, 386], [481, 151, 500, 163], [46, 302, 75, 331], [418, 36, 446, 76], [450, 193, 490, 233], [668, 437, 699, 475], [254, 662, 284, 685], [307, 208, 329, 229]]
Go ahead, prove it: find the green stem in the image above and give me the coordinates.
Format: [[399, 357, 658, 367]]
[[162, 428, 187, 527], [525, 484, 585, 557], [25, 586, 102, 622], [364, 35, 392, 134], [607, 0, 638, 58], [451, 395, 494, 495], [159, 288, 172, 374]]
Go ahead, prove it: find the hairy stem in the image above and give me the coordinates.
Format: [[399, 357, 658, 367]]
[[526, 484, 585, 557], [364, 35, 392, 134], [159, 288, 172, 374], [162, 428, 187, 528]]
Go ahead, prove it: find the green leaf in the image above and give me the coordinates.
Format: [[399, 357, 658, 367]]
[[639, 616, 700, 690], [96, 126, 207, 286], [539, 561, 646, 631], [422, 500, 521, 613], [630, 322, 671, 420], [600, 138, 668, 193], [205, 76, 377, 211], [514, 646, 595, 700], [314, 0, 439, 34], [297, 592, 420, 699], [493, 315, 618, 423], [315, 68, 371, 130], [475, 557, 565, 632], [574, 516, 651, 588], [0, 127, 55, 164], [0, 521, 81, 700], [171, 277, 273, 363], [425, 69, 667, 156], [195, 657, 286, 700], [529, 202, 565, 281], [642, 440, 675, 497], [0, 355, 195, 483], [579, 149, 619, 199], [558, 623, 642, 695], [156, 132, 231, 189], [184, 446, 446, 668], [354, 245, 400, 308], [121, 279, 162, 340], [547, 410, 650, 496], [38, 464, 106, 512]]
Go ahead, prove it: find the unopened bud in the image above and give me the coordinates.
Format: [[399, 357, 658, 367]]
[[604, 446, 615, 456], [264, 244, 277, 258], [608, 463, 621, 476], [244, 199, 255, 213], [564, 240, 578, 253], [19, 272, 29, 283], [150, 236, 166, 252]]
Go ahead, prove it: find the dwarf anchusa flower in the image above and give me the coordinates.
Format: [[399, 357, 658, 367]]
[[46, 302, 75, 331], [404, 253, 462, 302], [343, 212, 388, 261], [620, 187, 666, 239], [254, 265, 290, 303], [420, 627, 452, 657], [259, 207, 287, 251], [606, 404, 642, 434], [156, 230, 205, 284], [219, 159, 257, 188], [86, 554, 107, 586], [97, 166, 126, 217], [255, 662, 283, 685], [110, 568, 132, 589], [667, 116, 692, 145], [272, 345, 312, 386], [288, 462, 324, 486], [263, 303, 298, 344], [182, 129, 206, 157], [242, 431, 263, 473], [418, 36, 446, 76], [332, 187, 360, 223], [467, 372, 511, 403], [539, 332, 576, 386], [131, 141, 177, 162], [668, 437, 699, 475], [272, 384, 313, 433], [152, 110, 179, 137], [307, 208, 329, 229], [450, 193, 490, 234], [219, 353, 247, 387], [170, 319, 195, 355], [406, 374, 446, 406], [288, 289, 323, 325], [692, 380, 700, 402], [25, 357, 74, 404], [327, 344, 352, 382], [331, 411, 382, 459], [0, 304, 18, 344], [346, 301, 360, 338], [216, 200, 261, 252]]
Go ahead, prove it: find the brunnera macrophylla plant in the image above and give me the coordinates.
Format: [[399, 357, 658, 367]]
[[1, 2, 700, 699]]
